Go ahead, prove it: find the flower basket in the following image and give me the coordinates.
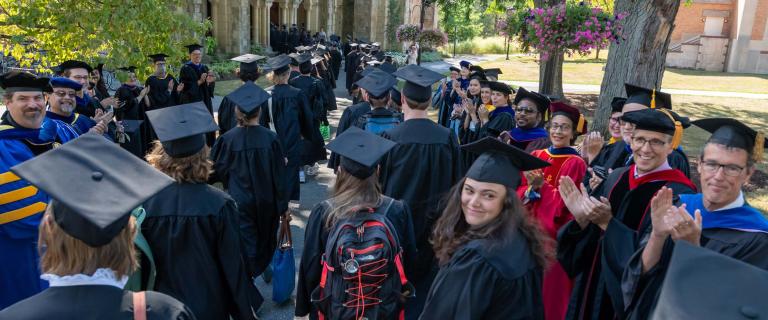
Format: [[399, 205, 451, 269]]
[[417, 29, 449, 49], [396, 24, 420, 43]]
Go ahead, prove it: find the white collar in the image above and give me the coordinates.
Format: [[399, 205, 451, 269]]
[[714, 191, 746, 211], [634, 161, 672, 178], [41, 268, 128, 289]]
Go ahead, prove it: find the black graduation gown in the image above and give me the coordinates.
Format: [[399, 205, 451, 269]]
[[142, 183, 263, 320], [557, 166, 695, 320], [479, 112, 515, 139], [287, 76, 327, 165], [330, 49, 342, 80], [144, 75, 179, 111], [260, 84, 316, 200], [114, 84, 146, 158], [583, 141, 627, 191], [420, 231, 545, 320], [0, 285, 195, 320], [216, 96, 238, 137], [179, 63, 215, 146], [327, 101, 371, 170], [210, 125, 289, 277], [295, 196, 417, 319], [378, 119, 463, 318], [318, 74, 337, 113], [345, 52, 360, 90], [622, 228, 768, 320]]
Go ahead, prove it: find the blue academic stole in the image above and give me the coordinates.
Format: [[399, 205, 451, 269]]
[[680, 193, 768, 233]]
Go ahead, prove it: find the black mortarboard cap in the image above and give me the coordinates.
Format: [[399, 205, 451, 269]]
[[264, 54, 292, 74], [118, 66, 137, 73], [379, 63, 396, 74], [652, 241, 768, 320], [59, 60, 93, 73], [226, 82, 271, 116], [392, 64, 443, 103], [295, 53, 312, 64], [625, 83, 672, 109], [390, 87, 402, 106], [460, 60, 472, 69], [621, 108, 688, 148], [449, 66, 460, 73], [611, 97, 627, 113], [484, 68, 502, 78], [185, 43, 204, 53], [146, 102, 219, 158], [231, 54, 266, 73], [693, 118, 767, 162], [360, 67, 376, 77], [488, 81, 512, 95], [356, 69, 397, 99], [0, 71, 50, 92], [10, 134, 174, 247], [325, 127, 396, 179], [462, 137, 551, 188], [148, 54, 169, 63], [513, 87, 551, 116]]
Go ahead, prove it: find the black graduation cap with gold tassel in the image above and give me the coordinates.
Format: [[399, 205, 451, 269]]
[[693, 118, 767, 163]]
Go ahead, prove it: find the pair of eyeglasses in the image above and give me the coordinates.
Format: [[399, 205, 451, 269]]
[[52, 91, 77, 98], [631, 136, 667, 148], [550, 124, 572, 132], [700, 161, 746, 177], [515, 107, 537, 114]]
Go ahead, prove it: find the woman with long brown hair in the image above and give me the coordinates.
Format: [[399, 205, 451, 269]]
[[420, 137, 552, 320], [296, 127, 416, 320], [143, 102, 262, 320], [0, 134, 193, 319]]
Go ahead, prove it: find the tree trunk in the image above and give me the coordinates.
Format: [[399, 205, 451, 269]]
[[534, 0, 565, 99], [539, 52, 564, 99], [592, 0, 682, 133]]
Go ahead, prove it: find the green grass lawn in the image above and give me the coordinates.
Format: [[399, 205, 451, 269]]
[[564, 92, 768, 211], [482, 53, 768, 94]]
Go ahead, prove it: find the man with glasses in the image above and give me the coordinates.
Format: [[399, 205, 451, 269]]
[[0, 72, 81, 309], [622, 118, 768, 319], [501, 87, 552, 152], [556, 107, 697, 320], [45, 78, 109, 135], [58, 60, 116, 118]]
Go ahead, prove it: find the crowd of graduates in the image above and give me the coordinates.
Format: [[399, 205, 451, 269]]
[[0, 36, 767, 320]]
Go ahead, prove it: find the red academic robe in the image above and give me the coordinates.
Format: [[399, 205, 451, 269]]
[[518, 147, 587, 320]]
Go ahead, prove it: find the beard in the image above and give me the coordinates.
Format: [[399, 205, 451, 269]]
[[59, 102, 75, 114]]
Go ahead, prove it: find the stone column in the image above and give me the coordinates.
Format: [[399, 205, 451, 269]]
[[308, 0, 320, 31], [265, 0, 274, 49], [334, 0, 344, 37], [279, 0, 290, 26], [291, 0, 301, 25]]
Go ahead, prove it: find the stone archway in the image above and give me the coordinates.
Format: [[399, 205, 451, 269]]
[[298, 0, 308, 29], [270, 1, 280, 25]]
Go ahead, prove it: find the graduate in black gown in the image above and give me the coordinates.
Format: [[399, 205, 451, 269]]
[[327, 88, 372, 171], [295, 127, 417, 320], [478, 81, 518, 140], [144, 54, 180, 112], [210, 82, 289, 278], [178, 43, 216, 146], [114, 67, 150, 158], [379, 65, 464, 319], [421, 137, 551, 320], [345, 43, 361, 92], [329, 43, 342, 80], [143, 103, 262, 320], [260, 55, 317, 203], [0, 134, 194, 320], [556, 108, 697, 320], [217, 54, 267, 137], [349, 69, 402, 131], [289, 53, 327, 165], [622, 118, 768, 320]]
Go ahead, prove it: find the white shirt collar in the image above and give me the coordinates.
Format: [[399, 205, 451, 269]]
[[714, 191, 746, 211], [634, 161, 672, 178], [41, 268, 128, 289]]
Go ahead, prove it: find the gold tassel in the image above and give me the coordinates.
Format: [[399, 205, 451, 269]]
[[651, 89, 656, 109], [754, 131, 765, 163], [660, 109, 682, 149], [577, 115, 585, 133]]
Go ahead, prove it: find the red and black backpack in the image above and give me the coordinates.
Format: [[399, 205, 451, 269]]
[[311, 198, 415, 320]]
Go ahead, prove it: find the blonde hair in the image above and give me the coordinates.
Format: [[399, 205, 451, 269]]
[[38, 205, 138, 278], [145, 141, 212, 183], [325, 168, 383, 228]]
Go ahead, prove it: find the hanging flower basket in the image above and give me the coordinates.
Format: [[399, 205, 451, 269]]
[[396, 24, 420, 43], [417, 29, 449, 49]]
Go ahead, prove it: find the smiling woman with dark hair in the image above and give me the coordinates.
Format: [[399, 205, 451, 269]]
[[420, 137, 552, 320]]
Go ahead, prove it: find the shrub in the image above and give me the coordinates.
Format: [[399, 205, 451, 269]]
[[396, 24, 420, 43]]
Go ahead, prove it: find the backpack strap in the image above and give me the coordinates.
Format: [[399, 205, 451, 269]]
[[133, 291, 146, 320], [267, 92, 276, 133], [131, 207, 156, 290]]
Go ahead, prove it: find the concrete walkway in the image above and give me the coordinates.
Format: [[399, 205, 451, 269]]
[[422, 54, 768, 99]]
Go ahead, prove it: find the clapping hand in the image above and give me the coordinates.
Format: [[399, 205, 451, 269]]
[[478, 105, 490, 123], [650, 187, 675, 239], [524, 169, 545, 190], [558, 176, 590, 227], [581, 132, 604, 164], [583, 195, 612, 230], [665, 203, 702, 246]]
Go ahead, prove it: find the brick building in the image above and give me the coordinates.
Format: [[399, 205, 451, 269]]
[[666, 0, 768, 74], [184, 0, 438, 55]]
